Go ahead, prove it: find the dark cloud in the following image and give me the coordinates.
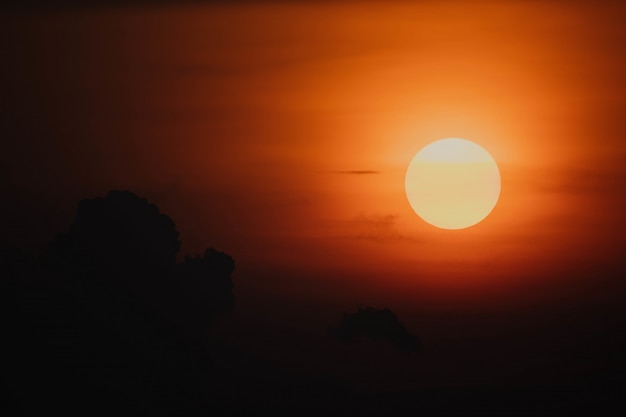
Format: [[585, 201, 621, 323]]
[[352, 213, 402, 242], [333, 170, 381, 175], [329, 306, 420, 353]]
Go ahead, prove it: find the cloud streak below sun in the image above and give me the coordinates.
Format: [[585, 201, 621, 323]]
[[330, 170, 381, 175]]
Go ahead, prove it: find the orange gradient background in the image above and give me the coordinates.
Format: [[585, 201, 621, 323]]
[[2, 0, 626, 314]]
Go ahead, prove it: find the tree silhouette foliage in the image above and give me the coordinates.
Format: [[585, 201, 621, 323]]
[[6, 190, 236, 416]]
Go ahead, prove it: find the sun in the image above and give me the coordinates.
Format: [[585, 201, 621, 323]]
[[404, 138, 501, 230]]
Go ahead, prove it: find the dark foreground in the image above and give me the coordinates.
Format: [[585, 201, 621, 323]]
[[5, 191, 626, 416]]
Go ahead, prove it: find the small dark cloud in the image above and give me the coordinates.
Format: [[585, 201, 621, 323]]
[[352, 213, 401, 242], [329, 306, 420, 353], [332, 170, 381, 175]]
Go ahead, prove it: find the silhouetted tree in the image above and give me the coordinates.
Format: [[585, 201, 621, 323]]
[[9, 190, 237, 416], [39, 190, 237, 326], [329, 306, 420, 353], [42, 190, 180, 274], [3, 243, 37, 415], [178, 248, 235, 318]]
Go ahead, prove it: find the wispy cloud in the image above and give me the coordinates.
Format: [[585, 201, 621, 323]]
[[352, 213, 402, 242], [330, 170, 381, 175]]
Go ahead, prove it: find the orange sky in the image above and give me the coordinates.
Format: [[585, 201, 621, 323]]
[[2, 1, 626, 311]]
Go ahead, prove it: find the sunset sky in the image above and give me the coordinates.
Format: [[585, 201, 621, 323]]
[[3, 0, 626, 388]]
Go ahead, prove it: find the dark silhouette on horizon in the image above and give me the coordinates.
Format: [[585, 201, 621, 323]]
[[40, 191, 235, 330], [329, 306, 420, 353], [4, 190, 626, 417], [6, 190, 236, 416]]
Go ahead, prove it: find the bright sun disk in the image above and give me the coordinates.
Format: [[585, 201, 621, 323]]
[[404, 138, 501, 230]]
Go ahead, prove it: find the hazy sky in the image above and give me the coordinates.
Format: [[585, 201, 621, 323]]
[[3, 0, 626, 387]]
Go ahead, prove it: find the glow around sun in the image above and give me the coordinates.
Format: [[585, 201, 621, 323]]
[[404, 138, 501, 230]]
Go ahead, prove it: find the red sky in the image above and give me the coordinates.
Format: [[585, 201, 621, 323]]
[[3, 0, 626, 387]]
